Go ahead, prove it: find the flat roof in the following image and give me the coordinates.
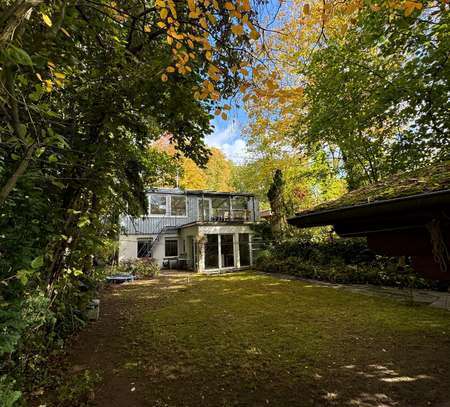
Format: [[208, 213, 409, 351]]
[[146, 187, 255, 197]]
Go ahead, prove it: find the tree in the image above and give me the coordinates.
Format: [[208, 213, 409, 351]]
[[294, 2, 449, 188], [204, 148, 233, 191], [267, 169, 287, 236], [243, 0, 448, 190], [0, 0, 264, 400]]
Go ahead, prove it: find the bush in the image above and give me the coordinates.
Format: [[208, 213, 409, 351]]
[[255, 237, 431, 289], [112, 258, 160, 279], [256, 257, 430, 289]]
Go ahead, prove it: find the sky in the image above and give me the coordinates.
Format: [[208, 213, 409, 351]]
[[204, 0, 283, 165], [205, 105, 250, 165]]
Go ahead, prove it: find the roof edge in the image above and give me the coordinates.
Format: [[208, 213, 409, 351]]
[[288, 189, 450, 228]]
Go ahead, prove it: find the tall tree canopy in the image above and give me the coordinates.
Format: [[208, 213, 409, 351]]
[[0, 0, 263, 401], [243, 0, 449, 191]]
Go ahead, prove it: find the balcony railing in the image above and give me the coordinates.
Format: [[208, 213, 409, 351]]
[[198, 209, 251, 222]]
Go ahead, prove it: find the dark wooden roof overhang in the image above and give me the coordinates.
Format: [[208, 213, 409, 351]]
[[287, 189, 450, 237]]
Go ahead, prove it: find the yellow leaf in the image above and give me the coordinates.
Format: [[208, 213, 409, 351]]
[[199, 17, 208, 29], [44, 79, 52, 92], [249, 30, 260, 40], [54, 72, 65, 79], [167, 35, 173, 45], [215, 108, 221, 115], [42, 13, 52, 27], [205, 51, 212, 61], [157, 21, 166, 28], [240, 68, 249, 76], [167, 66, 176, 72], [160, 8, 168, 19], [224, 2, 235, 10], [221, 112, 228, 120], [241, 0, 251, 12], [231, 24, 244, 36], [188, 0, 196, 12], [187, 39, 194, 48], [207, 13, 217, 24], [203, 80, 214, 92], [303, 3, 310, 15], [60, 27, 71, 37], [223, 104, 231, 110], [161, 73, 168, 82], [239, 83, 249, 92]]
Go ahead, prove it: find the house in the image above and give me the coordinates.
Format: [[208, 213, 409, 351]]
[[287, 162, 450, 280], [119, 188, 260, 272]]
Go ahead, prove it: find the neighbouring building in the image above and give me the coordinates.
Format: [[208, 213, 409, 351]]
[[119, 188, 260, 272], [287, 162, 450, 281]]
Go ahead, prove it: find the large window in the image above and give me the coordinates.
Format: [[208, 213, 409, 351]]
[[232, 197, 248, 220], [137, 238, 153, 258], [165, 239, 178, 257], [150, 195, 167, 215], [211, 197, 229, 220], [171, 195, 187, 216], [198, 198, 211, 221], [221, 234, 235, 268]]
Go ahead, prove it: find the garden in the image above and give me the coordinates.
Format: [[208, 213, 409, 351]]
[[1, 0, 448, 405], [31, 272, 450, 406]]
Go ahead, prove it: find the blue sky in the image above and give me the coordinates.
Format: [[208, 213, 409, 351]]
[[205, 104, 250, 164], [204, 0, 283, 164]]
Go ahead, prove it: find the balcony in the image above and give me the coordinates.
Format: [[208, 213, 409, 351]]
[[197, 209, 252, 222]]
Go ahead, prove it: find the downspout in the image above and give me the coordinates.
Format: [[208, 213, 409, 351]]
[[252, 196, 256, 222], [201, 192, 204, 222]]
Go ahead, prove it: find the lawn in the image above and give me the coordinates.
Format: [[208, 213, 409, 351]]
[[40, 272, 450, 407]]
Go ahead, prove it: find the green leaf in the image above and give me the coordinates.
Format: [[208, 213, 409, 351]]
[[35, 147, 45, 157], [17, 123, 27, 139], [51, 180, 65, 189], [48, 153, 58, 163], [77, 217, 91, 228], [31, 255, 44, 269], [7, 45, 33, 66]]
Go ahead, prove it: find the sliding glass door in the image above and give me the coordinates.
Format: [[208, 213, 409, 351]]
[[220, 234, 235, 268], [204, 234, 236, 270]]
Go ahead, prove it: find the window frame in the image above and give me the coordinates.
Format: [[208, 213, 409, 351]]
[[165, 238, 179, 257], [137, 238, 153, 258], [149, 194, 168, 216], [147, 194, 187, 217], [170, 195, 187, 217]]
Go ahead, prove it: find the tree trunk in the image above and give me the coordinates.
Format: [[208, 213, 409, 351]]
[[0, 0, 44, 48], [0, 143, 36, 205]]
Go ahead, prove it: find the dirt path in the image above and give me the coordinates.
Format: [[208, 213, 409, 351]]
[[38, 272, 450, 407]]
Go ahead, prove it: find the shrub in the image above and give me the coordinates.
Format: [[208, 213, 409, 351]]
[[256, 257, 430, 289], [111, 258, 160, 279]]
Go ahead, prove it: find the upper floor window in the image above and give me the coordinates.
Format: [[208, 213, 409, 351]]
[[232, 197, 247, 210], [150, 195, 167, 215], [148, 194, 186, 216], [171, 195, 187, 216]]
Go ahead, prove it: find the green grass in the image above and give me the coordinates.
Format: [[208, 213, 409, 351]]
[[49, 272, 450, 406]]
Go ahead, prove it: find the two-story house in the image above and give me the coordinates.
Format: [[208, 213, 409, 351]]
[[119, 188, 260, 272]]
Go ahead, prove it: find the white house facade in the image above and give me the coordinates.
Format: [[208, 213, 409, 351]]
[[118, 188, 260, 273]]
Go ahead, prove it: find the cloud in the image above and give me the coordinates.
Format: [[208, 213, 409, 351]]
[[205, 121, 249, 164]]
